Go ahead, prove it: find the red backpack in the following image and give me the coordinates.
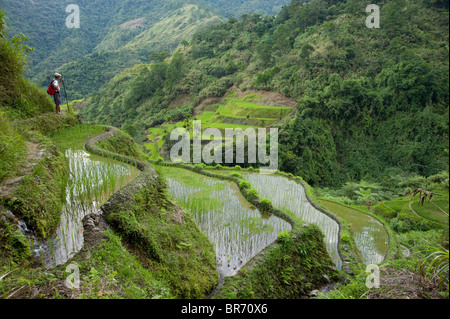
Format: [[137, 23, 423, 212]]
[[47, 80, 56, 95]]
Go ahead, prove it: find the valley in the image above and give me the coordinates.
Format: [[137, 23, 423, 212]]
[[0, 0, 448, 304]]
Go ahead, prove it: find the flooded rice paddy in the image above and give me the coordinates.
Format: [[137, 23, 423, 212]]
[[161, 167, 292, 277], [318, 200, 389, 265], [243, 173, 343, 269], [22, 149, 138, 268]]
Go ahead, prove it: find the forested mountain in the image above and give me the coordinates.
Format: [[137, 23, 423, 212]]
[[0, 0, 290, 98], [80, 0, 449, 188]]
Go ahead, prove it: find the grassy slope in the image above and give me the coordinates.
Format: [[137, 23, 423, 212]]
[[123, 5, 224, 52], [0, 227, 173, 299]]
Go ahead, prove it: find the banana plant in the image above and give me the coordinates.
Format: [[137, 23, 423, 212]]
[[411, 188, 441, 206]]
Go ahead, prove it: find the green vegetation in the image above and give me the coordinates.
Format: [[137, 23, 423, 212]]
[[8, 145, 67, 239], [315, 169, 448, 298], [0, 10, 56, 182], [96, 129, 146, 161], [215, 224, 337, 299], [81, 0, 448, 190], [2, 1, 290, 99], [0, 11, 53, 119], [0, 111, 26, 182], [0, 210, 31, 263], [0, 229, 173, 299], [144, 142, 160, 160], [0, 0, 448, 301], [419, 245, 449, 295], [49, 123, 106, 152], [259, 198, 273, 212], [103, 173, 218, 298], [187, 96, 292, 132], [74, 229, 173, 299], [0, 12, 82, 240]]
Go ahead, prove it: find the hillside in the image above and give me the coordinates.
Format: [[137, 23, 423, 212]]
[[0, 11, 336, 299], [0, 14, 219, 299], [80, 0, 449, 189], [1, 0, 290, 99], [55, 4, 225, 99]]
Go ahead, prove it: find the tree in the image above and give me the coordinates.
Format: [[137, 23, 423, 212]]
[[429, 0, 449, 9], [149, 52, 170, 63], [165, 52, 185, 88], [256, 40, 274, 68], [273, 24, 293, 54], [300, 44, 315, 60]]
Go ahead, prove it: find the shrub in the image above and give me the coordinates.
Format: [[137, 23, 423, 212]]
[[239, 180, 251, 189], [259, 198, 272, 212], [340, 232, 352, 245], [277, 231, 292, 244], [231, 172, 243, 179], [428, 171, 449, 190], [193, 166, 203, 173], [0, 212, 31, 263], [419, 245, 449, 294], [247, 188, 258, 199]]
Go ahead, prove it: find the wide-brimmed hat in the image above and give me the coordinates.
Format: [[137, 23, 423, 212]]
[[54, 73, 62, 78]]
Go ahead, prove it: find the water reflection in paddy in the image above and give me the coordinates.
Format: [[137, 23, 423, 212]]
[[22, 149, 137, 268], [243, 173, 342, 269], [165, 175, 292, 277]]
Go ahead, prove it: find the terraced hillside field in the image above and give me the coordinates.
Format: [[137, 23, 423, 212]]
[[145, 90, 294, 159]]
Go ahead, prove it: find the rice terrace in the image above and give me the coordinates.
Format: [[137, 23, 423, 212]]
[[0, 0, 448, 312]]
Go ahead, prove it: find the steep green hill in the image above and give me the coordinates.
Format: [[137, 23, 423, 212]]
[[54, 4, 225, 99], [80, 0, 449, 188], [1, 0, 290, 99]]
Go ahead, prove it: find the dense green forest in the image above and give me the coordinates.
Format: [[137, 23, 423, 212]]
[[80, 0, 449, 188], [1, 0, 290, 99]]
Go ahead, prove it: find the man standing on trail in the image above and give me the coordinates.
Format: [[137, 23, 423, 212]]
[[52, 73, 64, 114]]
